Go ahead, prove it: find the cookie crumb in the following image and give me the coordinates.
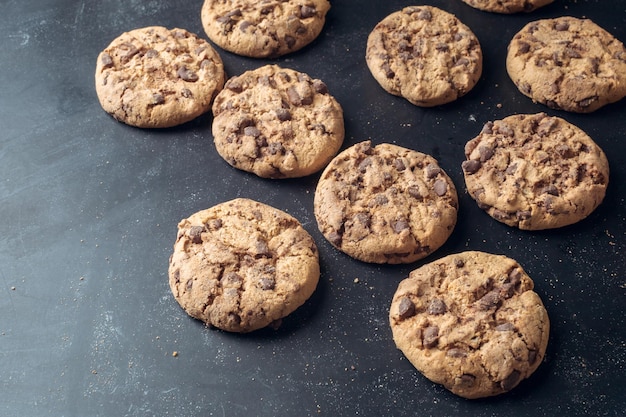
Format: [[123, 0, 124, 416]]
[[172, 351, 178, 357]]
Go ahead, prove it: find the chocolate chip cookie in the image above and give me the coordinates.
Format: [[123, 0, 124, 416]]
[[459, 0, 553, 14], [366, 6, 483, 107], [212, 64, 344, 178], [461, 113, 609, 230], [95, 26, 225, 128], [506, 17, 626, 113], [314, 141, 458, 264], [201, 0, 331, 58], [168, 198, 320, 333], [390, 251, 550, 399]]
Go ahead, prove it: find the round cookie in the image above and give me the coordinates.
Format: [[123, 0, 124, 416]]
[[366, 6, 483, 107], [459, 0, 553, 14], [390, 251, 550, 399], [506, 17, 626, 113], [95, 26, 225, 128], [314, 141, 458, 264], [461, 113, 609, 230], [201, 0, 331, 58], [212, 64, 344, 178], [168, 198, 320, 333]]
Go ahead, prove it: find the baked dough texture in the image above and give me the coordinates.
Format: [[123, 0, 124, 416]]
[[314, 141, 458, 264], [366, 6, 482, 107], [168, 198, 320, 333], [506, 17, 626, 113], [462, 113, 609, 230], [390, 251, 550, 399], [95, 26, 225, 128], [201, 0, 331, 58], [460, 0, 553, 14], [212, 64, 344, 178]]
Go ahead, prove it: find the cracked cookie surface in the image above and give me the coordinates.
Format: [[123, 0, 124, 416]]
[[459, 0, 553, 14], [314, 141, 458, 264], [366, 5, 482, 107], [201, 0, 330, 58], [212, 64, 344, 178], [462, 113, 609, 230], [390, 251, 550, 399], [95, 26, 225, 128], [506, 17, 626, 113], [168, 198, 319, 333]]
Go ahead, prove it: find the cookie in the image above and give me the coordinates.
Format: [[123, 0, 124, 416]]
[[390, 251, 550, 399], [459, 0, 553, 14], [314, 141, 458, 264], [168, 198, 320, 333], [212, 64, 344, 178], [201, 0, 331, 58], [461, 113, 609, 230], [95, 26, 225, 128], [506, 17, 626, 113], [365, 6, 482, 107]]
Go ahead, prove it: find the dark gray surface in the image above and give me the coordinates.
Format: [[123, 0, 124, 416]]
[[1, 0, 625, 416]]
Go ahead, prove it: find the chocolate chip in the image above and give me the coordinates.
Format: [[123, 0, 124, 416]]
[[286, 86, 303, 105], [208, 219, 223, 230], [259, 277, 276, 291], [481, 121, 494, 134], [185, 279, 193, 290], [453, 57, 470, 67], [226, 78, 243, 93], [425, 163, 441, 178], [454, 258, 465, 268], [447, 348, 467, 358], [100, 53, 113, 68], [374, 194, 389, 205], [177, 66, 198, 82], [285, 35, 296, 49], [495, 322, 515, 331], [312, 79, 328, 94], [354, 212, 371, 228], [244, 126, 261, 137], [239, 20, 251, 32], [554, 21, 570, 31], [268, 142, 285, 155], [435, 43, 449, 52], [181, 88, 192, 98], [382, 62, 395, 79], [222, 272, 243, 286], [392, 219, 409, 233], [433, 179, 448, 196], [254, 240, 271, 258], [275, 108, 292, 122], [541, 184, 559, 196], [358, 157, 372, 173], [458, 374, 476, 387], [478, 290, 500, 310], [189, 226, 204, 244], [397, 296, 416, 319], [501, 370, 522, 391], [506, 162, 518, 175], [517, 41, 530, 54], [407, 185, 424, 200], [328, 231, 342, 246], [528, 349, 538, 365], [299, 5, 316, 19], [417, 9, 432, 21], [516, 210, 531, 220], [577, 96, 597, 109], [462, 160, 481, 174], [151, 93, 165, 105], [393, 158, 406, 171], [423, 326, 439, 348], [479, 146, 494, 162], [427, 299, 447, 315]]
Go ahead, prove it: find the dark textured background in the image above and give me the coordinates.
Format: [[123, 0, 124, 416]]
[[1, 1, 624, 416]]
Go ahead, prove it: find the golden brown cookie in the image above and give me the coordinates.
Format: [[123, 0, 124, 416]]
[[459, 0, 553, 14], [212, 64, 344, 178], [314, 141, 458, 264], [461, 113, 609, 230], [390, 251, 550, 399], [366, 6, 482, 107], [506, 17, 626, 113], [95, 26, 225, 128], [201, 0, 331, 58], [168, 198, 320, 333]]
